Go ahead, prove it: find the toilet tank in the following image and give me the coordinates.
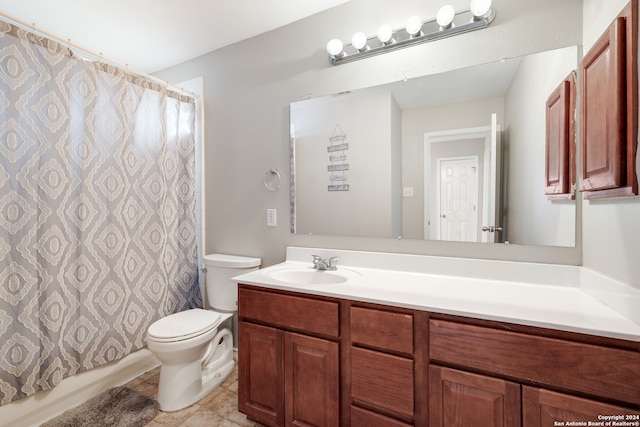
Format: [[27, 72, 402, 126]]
[[203, 254, 261, 312]]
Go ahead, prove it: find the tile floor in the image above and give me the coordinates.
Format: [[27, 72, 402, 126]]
[[125, 365, 265, 427]]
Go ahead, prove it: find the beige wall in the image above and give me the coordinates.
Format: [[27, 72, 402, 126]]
[[155, 0, 590, 269], [580, 0, 640, 289]]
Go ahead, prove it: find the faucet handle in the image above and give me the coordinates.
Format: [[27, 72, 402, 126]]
[[328, 257, 339, 269], [312, 255, 323, 268]]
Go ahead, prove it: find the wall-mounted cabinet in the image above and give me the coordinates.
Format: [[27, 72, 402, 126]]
[[579, 0, 638, 199], [546, 72, 576, 199]]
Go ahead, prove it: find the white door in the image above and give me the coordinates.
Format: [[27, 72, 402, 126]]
[[437, 156, 478, 242]]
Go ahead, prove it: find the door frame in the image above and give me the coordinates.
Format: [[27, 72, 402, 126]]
[[424, 125, 493, 241]]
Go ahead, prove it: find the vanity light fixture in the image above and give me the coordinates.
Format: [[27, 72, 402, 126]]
[[376, 24, 394, 44], [470, 0, 493, 20], [406, 15, 423, 37], [351, 32, 368, 51], [326, 0, 496, 65], [326, 38, 345, 58], [436, 5, 456, 29]]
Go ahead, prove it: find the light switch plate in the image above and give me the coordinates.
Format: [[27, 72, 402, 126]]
[[266, 209, 277, 227]]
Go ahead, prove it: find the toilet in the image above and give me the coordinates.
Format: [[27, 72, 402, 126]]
[[146, 253, 260, 411]]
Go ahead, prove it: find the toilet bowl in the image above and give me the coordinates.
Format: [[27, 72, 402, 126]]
[[146, 254, 260, 411]]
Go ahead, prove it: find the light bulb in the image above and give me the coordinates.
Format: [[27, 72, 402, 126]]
[[351, 32, 368, 51], [326, 38, 344, 57], [436, 5, 456, 28], [377, 24, 393, 44], [470, 0, 492, 18], [405, 16, 423, 36]]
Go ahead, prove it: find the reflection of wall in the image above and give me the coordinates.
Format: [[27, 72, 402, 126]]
[[402, 97, 504, 239], [292, 91, 401, 237], [503, 46, 578, 247]]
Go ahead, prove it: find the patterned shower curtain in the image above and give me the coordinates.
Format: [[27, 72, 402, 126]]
[[0, 21, 201, 405]]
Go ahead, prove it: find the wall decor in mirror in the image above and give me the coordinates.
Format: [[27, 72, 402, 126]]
[[290, 46, 579, 247], [579, 0, 638, 199]]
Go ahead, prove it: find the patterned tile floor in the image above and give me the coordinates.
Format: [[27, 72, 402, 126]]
[[125, 365, 265, 427]]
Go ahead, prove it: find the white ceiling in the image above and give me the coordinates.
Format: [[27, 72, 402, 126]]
[[0, 0, 350, 73]]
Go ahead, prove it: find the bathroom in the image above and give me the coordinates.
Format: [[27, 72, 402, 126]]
[[0, 0, 639, 425]]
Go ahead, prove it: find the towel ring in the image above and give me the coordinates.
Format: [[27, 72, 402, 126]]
[[264, 169, 281, 191]]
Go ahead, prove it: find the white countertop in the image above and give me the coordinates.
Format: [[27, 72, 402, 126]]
[[233, 247, 640, 342]]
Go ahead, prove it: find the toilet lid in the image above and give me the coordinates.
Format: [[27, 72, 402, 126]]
[[147, 309, 222, 342]]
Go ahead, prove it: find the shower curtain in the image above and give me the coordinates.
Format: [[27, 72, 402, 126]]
[[0, 21, 201, 404]]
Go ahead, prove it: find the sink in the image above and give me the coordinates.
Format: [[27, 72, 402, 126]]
[[266, 267, 361, 285]]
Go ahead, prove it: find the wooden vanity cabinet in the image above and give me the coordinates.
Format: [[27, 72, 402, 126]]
[[238, 285, 639, 427], [238, 285, 340, 427], [579, 0, 638, 198], [429, 318, 640, 426]]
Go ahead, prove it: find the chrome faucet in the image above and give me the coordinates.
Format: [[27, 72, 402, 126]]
[[312, 255, 339, 271]]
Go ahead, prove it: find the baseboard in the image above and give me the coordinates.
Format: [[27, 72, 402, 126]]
[[0, 348, 160, 427]]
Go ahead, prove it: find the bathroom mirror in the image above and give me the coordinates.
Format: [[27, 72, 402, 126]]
[[290, 45, 579, 247]]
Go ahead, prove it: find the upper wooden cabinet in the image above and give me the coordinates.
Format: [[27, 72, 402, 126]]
[[546, 72, 576, 199], [579, 0, 638, 199]]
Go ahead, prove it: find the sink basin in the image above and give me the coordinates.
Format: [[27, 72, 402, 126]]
[[266, 267, 361, 285]]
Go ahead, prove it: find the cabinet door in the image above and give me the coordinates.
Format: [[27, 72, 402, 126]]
[[429, 366, 521, 427], [580, 17, 627, 193], [546, 73, 575, 197], [238, 322, 284, 427], [285, 332, 339, 427], [523, 387, 639, 426]]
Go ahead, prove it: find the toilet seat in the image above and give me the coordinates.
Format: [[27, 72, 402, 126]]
[[147, 309, 222, 343]]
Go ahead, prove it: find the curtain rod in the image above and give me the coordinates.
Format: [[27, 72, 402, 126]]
[[0, 9, 197, 99]]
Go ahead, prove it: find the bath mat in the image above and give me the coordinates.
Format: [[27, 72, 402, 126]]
[[40, 386, 159, 427]]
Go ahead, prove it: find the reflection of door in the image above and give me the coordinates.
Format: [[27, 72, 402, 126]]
[[437, 156, 478, 242], [424, 113, 502, 242]]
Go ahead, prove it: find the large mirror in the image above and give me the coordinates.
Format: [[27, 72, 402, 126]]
[[290, 45, 579, 247]]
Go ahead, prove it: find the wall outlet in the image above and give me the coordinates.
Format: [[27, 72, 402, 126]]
[[266, 209, 277, 227], [403, 187, 414, 197]]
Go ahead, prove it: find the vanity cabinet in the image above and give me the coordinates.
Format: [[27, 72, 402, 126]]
[[238, 286, 340, 427], [429, 318, 640, 426], [579, 0, 638, 198], [238, 284, 640, 427]]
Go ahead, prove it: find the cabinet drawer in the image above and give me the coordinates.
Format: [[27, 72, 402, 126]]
[[351, 347, 414, 420], [238, 286, 339, 338], [351, 306, 413, 355], [351, 406, 413, 427], [429, 319, 640, 405]]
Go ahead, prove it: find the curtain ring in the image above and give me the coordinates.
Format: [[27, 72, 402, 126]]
[[264, 169, 281, 191]]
